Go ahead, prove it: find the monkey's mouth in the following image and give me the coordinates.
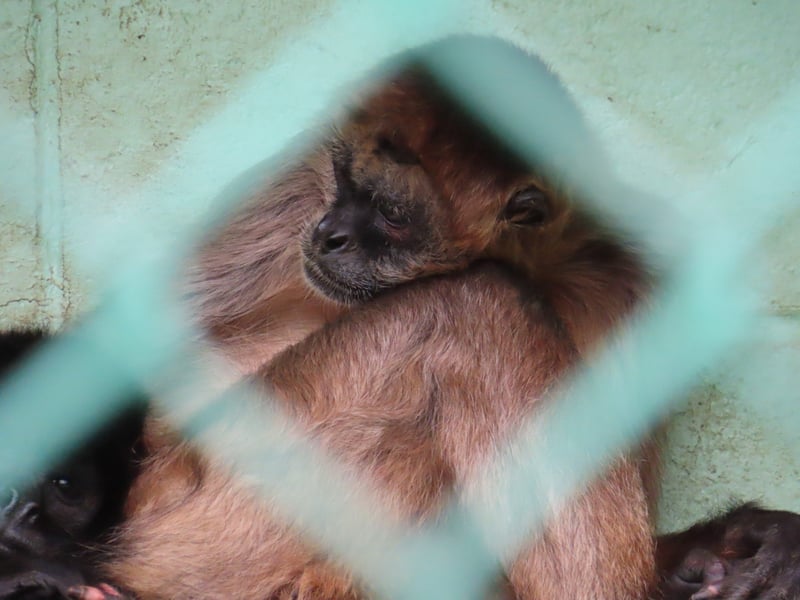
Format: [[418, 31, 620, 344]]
[[302, 258, 380, 305]]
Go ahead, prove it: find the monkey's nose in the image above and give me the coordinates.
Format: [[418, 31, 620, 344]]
[[12, 500, 40, 525], [313, 214, 352, 255], [0, 486, 19, 514]]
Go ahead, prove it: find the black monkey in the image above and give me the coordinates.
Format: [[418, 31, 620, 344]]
[[0, 331, 145, 599]]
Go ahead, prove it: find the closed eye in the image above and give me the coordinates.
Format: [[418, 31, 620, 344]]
[[377, 205, 410, 228]]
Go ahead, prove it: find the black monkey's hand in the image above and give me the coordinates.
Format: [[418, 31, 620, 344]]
[[659, 548, 726, 600], [672, 507, 800, 600], [0, 567, 80, 599]]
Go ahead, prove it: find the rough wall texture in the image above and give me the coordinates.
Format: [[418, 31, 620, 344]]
[[0, 1, 47, 327], [0, 0, 798, 533]]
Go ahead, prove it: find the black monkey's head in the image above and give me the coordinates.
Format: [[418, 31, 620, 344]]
[[299, 37, 590, 304], [0, 457, 104, 597], [0, 330, 145, 599]]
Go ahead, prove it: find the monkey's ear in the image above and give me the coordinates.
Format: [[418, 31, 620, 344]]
[[502, 186, 550, 226]]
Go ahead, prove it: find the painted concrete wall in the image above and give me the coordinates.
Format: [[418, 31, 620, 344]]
[[1, 0, 799, 533]]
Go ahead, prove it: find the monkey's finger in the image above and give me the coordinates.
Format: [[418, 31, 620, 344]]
[[66, 585, 122, 600], [67, 587, 104, 600], [706, 566, 771, 600], [689, 561, 731, 600], [690, 584, 722, 599], [95, 584, 121, 597], [680, 549, 728, 584]]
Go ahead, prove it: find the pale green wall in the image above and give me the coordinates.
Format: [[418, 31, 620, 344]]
[[1, 0, 799, 533]]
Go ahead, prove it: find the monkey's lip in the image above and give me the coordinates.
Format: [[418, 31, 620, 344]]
[[302, 258, 377, 305]]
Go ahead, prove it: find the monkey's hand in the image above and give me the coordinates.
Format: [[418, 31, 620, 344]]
[[658, 548, 726, 599], [0, 567, 80, 599], [670, 507, 800, 600], [65, 583, 135, 600]]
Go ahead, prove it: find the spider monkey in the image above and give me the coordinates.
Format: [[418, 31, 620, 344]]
[[106, 36, 657, 599], [0, 331, 145, 600], [106, 36, 800, 599]]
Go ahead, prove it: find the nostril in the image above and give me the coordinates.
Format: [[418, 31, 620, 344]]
[[0, 486, 18, 512], [322, 232, 349, 254], [312, 211, 355, 255]]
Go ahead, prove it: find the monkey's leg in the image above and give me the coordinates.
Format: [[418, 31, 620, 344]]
[[506, 459, 655, 600], [109, 435, 331, 600], [264, 419, 455, 600], [110, 461, 339, 600]]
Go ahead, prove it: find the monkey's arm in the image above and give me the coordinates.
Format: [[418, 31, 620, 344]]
[[266, 264, 654, 600], [188, 159, 343, 372], [655, 503, 800, 600]]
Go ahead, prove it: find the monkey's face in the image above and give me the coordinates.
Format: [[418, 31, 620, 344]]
[[301, 70, 560, 304], [0, 458, 103, 562], [0, 462, 104, 597]]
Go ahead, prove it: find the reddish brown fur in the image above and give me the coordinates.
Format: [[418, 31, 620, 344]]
[[110, 37, 659, 599], [186, 150, 344, 372]]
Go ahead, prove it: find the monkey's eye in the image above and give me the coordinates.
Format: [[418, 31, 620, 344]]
[[503, 186, 550, 226], [50, 475, 84, 505], [375, 135, 419, 165], [377, 204, 409, 229]]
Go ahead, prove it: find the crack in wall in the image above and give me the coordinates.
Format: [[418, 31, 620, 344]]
[[0, 298, 45, 310], [771, 305, 800, 318], [27, 0, 68, 328]]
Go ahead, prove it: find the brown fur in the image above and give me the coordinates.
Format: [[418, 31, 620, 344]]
[[187, 42, 585, 373], [110, 37, 659, 599], [186, 149, 344, 372]]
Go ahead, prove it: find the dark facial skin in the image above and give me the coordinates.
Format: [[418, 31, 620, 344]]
[[301, 144, 437, 304], [656, 503, 800, 600], [302, 177, 549, 304], [0, 331, 145, 600], [302, 144, 550, 305], [0, 460, 102, 598]]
